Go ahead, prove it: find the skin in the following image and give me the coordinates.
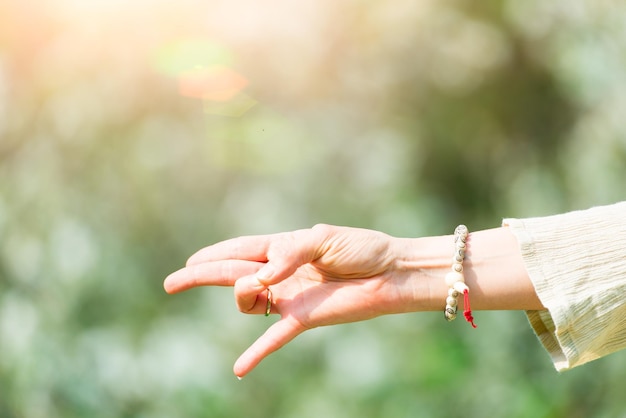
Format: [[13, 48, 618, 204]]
[[163, 224, 544, 379]]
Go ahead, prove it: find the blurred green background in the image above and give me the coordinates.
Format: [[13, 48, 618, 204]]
[[1, 0, 626, 417]]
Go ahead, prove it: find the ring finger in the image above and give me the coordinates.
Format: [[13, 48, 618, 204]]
[[234, 275, 278, 315]]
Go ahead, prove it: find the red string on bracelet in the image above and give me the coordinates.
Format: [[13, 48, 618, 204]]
[[463, 289, 477, 328]]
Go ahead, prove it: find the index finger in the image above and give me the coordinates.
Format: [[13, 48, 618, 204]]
[[164, 259, 264, 294], [188, 226, 329, 289], [186, 235, 274, 266]]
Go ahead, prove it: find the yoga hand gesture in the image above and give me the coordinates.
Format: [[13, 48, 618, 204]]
[[164, 224, 415, 378]]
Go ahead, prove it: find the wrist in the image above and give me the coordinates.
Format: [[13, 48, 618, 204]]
[[388, 227, 543, 313], [389, 234, 451, 313]]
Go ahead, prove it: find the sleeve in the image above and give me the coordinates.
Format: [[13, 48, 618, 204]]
[[503, 201, 626, 371]]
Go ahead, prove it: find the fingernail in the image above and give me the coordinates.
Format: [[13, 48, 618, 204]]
[[236, 375, 243, 381], [256, 263, 274, 283]]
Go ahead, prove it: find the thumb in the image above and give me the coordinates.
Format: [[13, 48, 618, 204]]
[[233, 226, 332, 316], [254, 225, 330, 287]]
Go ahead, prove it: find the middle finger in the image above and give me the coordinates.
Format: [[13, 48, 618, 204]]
[[164, 260, 264, 293]]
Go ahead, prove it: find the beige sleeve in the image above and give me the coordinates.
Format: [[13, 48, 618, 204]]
[[503, 201, 626, 371]]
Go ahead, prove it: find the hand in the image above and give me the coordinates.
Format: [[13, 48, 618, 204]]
[[163, 224, 408, 378]]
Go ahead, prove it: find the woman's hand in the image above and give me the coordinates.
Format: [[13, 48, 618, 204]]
[[163, 224, 410, 378]]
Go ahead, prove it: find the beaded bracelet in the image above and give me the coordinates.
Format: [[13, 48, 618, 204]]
[[443, 225, 477, 328]]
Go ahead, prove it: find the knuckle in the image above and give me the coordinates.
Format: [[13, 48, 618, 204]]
[[311, 223, 333, 236]]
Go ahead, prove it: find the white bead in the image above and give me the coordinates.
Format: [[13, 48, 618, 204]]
[[453, 263, 463, 272], [453, 281, 469, 294], [444, 307, 457, 321], [445, 271, 464, 287], [456, 240, 466, 249], [448, 288, 459, 297], [446, 296, 458, 307], [455, 225, 468, 235]]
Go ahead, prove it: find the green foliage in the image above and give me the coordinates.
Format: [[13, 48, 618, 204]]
[[1, 0, 626, 416]]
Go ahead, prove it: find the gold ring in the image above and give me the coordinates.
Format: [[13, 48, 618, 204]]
[[264, 288, 272, 317]]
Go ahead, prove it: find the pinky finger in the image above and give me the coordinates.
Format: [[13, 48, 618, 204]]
[[233, 317, 305, 379]]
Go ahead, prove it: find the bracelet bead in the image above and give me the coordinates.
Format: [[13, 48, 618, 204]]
[[453, 281, 469, 294], [444, 307, 457, 321], [443, 224, 476, 328], [454, 225, 468, 235], [445, 271, 465, 287]]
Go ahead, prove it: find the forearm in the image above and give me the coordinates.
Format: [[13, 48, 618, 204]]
[[391, 226, 544, 313]]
